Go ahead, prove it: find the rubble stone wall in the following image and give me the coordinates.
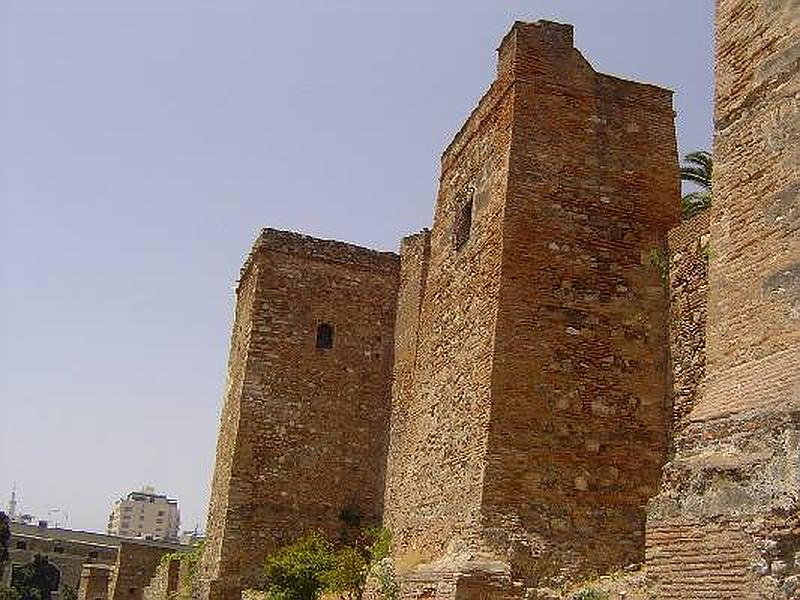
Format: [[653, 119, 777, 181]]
[[481, 21, 680, 587], [78, 565, 113, 600], [200, 229, 400, 600], [141, 557, 179, 600], [382, 20, 680, 595], [646, 1, 800, 597], [382, 22, 514, 564], [665, 211, 709, 433], [109, 542, 175, 600]]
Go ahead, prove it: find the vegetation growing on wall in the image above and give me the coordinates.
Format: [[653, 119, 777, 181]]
[[158, 541, 205, 600]]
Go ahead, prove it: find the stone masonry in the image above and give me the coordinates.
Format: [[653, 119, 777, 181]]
[[199, 11, 799, 600], [198, 230, 399, 600], [78, 565, 113, 600], [645, 1, 800, 598], [665, 211, 710, 434], [383, 21, 679, 596], [108, 541, 178, 600]]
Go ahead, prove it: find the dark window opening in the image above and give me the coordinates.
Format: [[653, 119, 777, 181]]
[[88, 551, 98, 559], [316, 323, 334, 349], [54, 546, 64, 554], [454, 194, 473, 250], [15, 541, 27, 550]]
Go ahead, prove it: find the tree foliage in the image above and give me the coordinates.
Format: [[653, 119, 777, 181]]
[[264, 532, 336, 600], [10, 555, 61, 600], [680, 150, 712, 218], [0, 512, 9, 568]]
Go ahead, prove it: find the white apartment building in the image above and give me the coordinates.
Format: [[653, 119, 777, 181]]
[[106, 486, 180, 541]]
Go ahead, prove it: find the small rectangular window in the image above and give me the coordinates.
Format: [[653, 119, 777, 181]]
[[454, 194, 473, 250], [316, 323, 334, 349], [15, 541, 27, 550], [54, 546, 64, 554]]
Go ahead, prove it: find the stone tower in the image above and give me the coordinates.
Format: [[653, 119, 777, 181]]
[[199, 229, 400, 600], [383, 21, 680, 595], [646, 1, 800, 597]]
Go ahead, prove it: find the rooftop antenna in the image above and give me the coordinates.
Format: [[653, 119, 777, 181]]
[[7, 484, 18, 520]]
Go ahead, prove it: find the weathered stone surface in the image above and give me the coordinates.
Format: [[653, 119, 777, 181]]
[[383, 20, 679, 595], [645, 1, 800, 597], [666, 211, 709, 434], [108, 542, 176, 600], [78, 565, 113, 600], [141, 557, 180, 600], [198, 10, 800, 599], [198, 230, 400, 600]]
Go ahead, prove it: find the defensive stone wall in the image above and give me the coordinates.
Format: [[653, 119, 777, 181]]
[[108, 542, 176, 600], [141, 557, 180, 600], [383, 20, 680, 596], [645, 1, 800, 598], [665, 211, 709, 434], [482, 21, 678, 587], [78, 564, 113, 600], [199, 229, 400, 600], [383, 19, 514, 565]]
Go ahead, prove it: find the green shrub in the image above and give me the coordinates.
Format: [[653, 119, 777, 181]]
[[262, 527, 396, 600], [570, 588, 608, 600], [264, 532, 336, 600]]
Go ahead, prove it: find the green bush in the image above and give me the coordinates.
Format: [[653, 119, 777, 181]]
[[570, 588, 608, 600], [264, 532, 336, 600], [262, 527, 396, 600]]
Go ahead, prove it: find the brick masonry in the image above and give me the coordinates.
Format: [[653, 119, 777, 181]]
[[645, 1, 800, 598], [198, 229, 400, 600], [199, 10, 798, 600], [381, 20, 681, 596]]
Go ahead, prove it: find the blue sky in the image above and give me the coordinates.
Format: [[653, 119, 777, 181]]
[[0, 0, 714, 534]]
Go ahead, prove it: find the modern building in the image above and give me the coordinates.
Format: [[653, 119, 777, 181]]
[[107, 488, 179, 542]]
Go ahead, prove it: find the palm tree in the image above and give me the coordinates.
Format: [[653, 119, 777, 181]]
[[680, 150, 712, 218]]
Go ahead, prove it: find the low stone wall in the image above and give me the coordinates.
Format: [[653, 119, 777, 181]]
[[78, 564, 113, 600], [109, 542, 179, 600], [142, 557, 180, 600]]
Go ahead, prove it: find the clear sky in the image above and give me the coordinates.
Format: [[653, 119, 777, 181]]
[[0, 0, 714, 534]]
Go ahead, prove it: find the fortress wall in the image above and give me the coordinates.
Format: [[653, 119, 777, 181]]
[[382, 230, 430, 546], [109, 542, 174, 600], [665, 211, 709, 434], [646, 1, 800, 597], [481, 22, 680, 587], [200, 230, 399, 600], [382, 32, 515, 565], [199, 254, 260, 600], [699, 0, 800, 423]]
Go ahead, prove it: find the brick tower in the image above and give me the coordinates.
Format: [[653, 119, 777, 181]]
[[383, 21, 680, 596], [198, 229, 400, 600]]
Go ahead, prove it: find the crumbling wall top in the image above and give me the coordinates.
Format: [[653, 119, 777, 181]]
[[236, 227, 400, 291]]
